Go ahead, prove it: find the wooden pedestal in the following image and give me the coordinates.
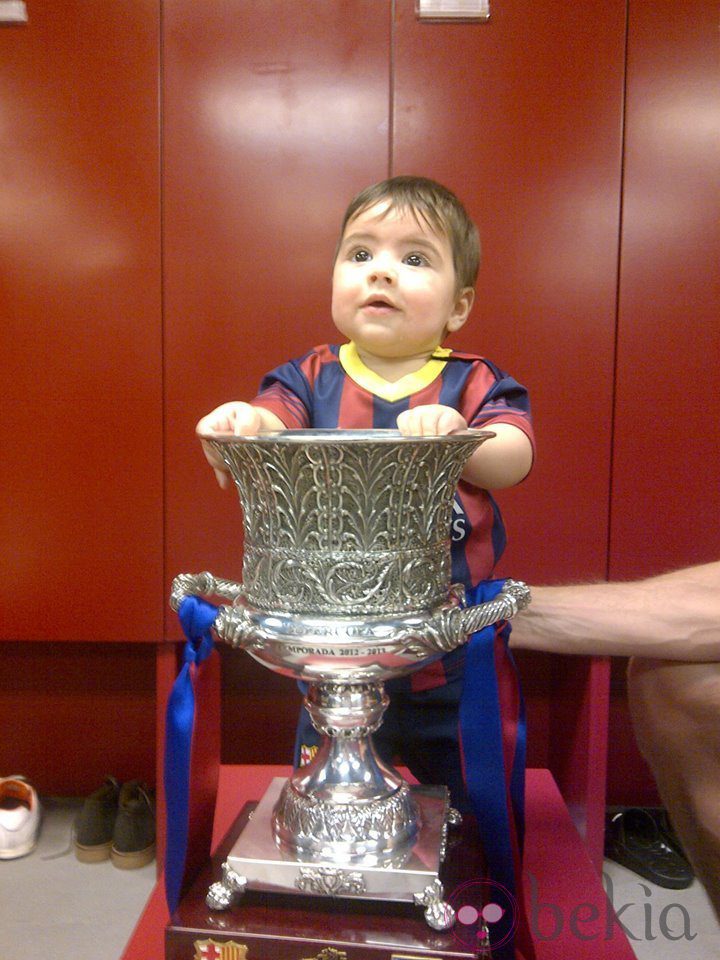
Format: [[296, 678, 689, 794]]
[[122, 767, 636, 960], [166, 801, 490, 959]]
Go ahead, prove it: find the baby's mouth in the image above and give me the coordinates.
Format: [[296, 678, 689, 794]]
[[361, 297, 398, 312]]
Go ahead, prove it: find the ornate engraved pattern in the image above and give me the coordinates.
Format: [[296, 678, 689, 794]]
[[295, 866, 367, 896], [300, 951, 348, 960], [304, 681, 389, 737], [274, 781, 417, 846], [214, 604, 257, 650], [205, 432, 487, 615], [170, 571, 244, 612]]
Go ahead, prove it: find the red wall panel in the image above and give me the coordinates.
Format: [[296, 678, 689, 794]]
[[163, 0, 392, 637], [392, 0, 627, 585], [0, 643, 156, 794], [0, 1, 163, 641], [609, 0, 720, 578], [606, 0, 719, 806]]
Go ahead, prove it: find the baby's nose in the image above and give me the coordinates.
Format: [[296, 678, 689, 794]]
[[368, 257, 396, 283]]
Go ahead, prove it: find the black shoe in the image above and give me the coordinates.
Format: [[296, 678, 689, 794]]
[[74, 776, 121, 863], [111, 781, 155, 869], [653, 807, 694, 873], [605, 807, 694, 889]]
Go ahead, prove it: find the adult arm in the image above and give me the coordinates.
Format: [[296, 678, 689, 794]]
[[510, 562, 720, 661]]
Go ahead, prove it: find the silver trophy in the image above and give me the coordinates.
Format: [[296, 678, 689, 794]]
[[170, 429, 530, 931]]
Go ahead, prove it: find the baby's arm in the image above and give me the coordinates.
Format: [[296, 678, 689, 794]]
[[196, 401, 285, 489], [396, 405, 532, 490]]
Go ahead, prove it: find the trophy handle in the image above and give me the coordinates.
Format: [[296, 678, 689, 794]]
[[406, 580, 532, 657], [170, 571, 260, 649], [170, 571, 244, 610], [457, 579, 531, 634]]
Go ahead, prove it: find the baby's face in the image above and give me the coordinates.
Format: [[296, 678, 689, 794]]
[[331, 201, 472, 364]]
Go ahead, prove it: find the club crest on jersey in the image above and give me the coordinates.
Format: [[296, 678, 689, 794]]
[[300, 743, 319, 766], [193, 938, 248, 960]]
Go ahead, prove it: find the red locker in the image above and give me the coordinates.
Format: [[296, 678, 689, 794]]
[[610, 0, 720, 578], [161, 0, 395, 771], [393, 0, 627, 584], [0, 1, 162, 792], [0, 2, 163, 642], [607, 0, 720, 804], [163, 0, 393, 635]]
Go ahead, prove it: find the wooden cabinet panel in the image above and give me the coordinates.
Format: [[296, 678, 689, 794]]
[[163, 0, 392, 636], [392, 1, 627, 854], [605, 0, 719, 810], [392, 0, 627, 584], [0, 1, 163, 641], [0, 643, 156, 794], [610, 0, 720, 578]]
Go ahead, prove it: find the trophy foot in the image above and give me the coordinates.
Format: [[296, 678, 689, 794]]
[[414, 878, 456, 931], [206, 861, 248, 911]]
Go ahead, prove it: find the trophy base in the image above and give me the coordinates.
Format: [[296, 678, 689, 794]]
[[166, 794, 490, 960], [220, 777, 450, 905]]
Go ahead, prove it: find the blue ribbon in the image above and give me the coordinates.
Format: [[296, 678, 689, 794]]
[[460, 579, 528, 960], [164, 596, 218, 914]]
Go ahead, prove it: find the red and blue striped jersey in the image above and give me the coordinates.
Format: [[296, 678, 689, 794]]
[[251, 342, 534, 589]]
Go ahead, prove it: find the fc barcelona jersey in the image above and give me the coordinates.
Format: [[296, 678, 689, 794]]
[[251, 342, 534, 588]]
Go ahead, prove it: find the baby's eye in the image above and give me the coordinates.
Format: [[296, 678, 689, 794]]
[[350, 248, 372, 262], [404, 252, 428, 267]]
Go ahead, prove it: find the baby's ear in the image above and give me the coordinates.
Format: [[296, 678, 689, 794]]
[[447, 287, 474, 332]]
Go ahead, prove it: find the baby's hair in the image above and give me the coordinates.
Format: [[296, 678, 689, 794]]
[[338, 175, 480, 291]]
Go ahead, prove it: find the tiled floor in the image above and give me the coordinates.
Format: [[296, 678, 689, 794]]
[[601, 858, 720, 960], [1, 797, 156, 960], [2, 798, 718, 959]]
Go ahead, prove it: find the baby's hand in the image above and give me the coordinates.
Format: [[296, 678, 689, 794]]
[[196, 401, 264, 438], [196, 402, 264, 489], [396, 405, 468, 437]]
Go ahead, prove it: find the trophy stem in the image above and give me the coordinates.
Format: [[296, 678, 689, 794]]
[[272, 681, 421, 862]]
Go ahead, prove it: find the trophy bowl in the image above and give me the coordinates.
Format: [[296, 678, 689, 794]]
[[170, 429, 530, 930]]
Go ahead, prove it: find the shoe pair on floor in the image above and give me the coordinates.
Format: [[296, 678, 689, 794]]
[[75, 776, 155, 869], [605, 806, 694, 889], [0, 775, 42, 860]]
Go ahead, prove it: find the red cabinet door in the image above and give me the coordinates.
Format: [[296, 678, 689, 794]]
[[610, 0, 720, 578], [393, 0, 627, 585], [0, 1, 163, 641]]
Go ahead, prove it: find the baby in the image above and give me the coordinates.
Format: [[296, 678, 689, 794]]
[[197, 175, 534, 806]]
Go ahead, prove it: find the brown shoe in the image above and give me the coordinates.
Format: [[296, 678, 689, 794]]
[[74, 776, 121, 863], [110, 781, 155, 869]]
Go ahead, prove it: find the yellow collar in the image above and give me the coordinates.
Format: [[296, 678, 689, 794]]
[[338, 342, 451, 402]]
